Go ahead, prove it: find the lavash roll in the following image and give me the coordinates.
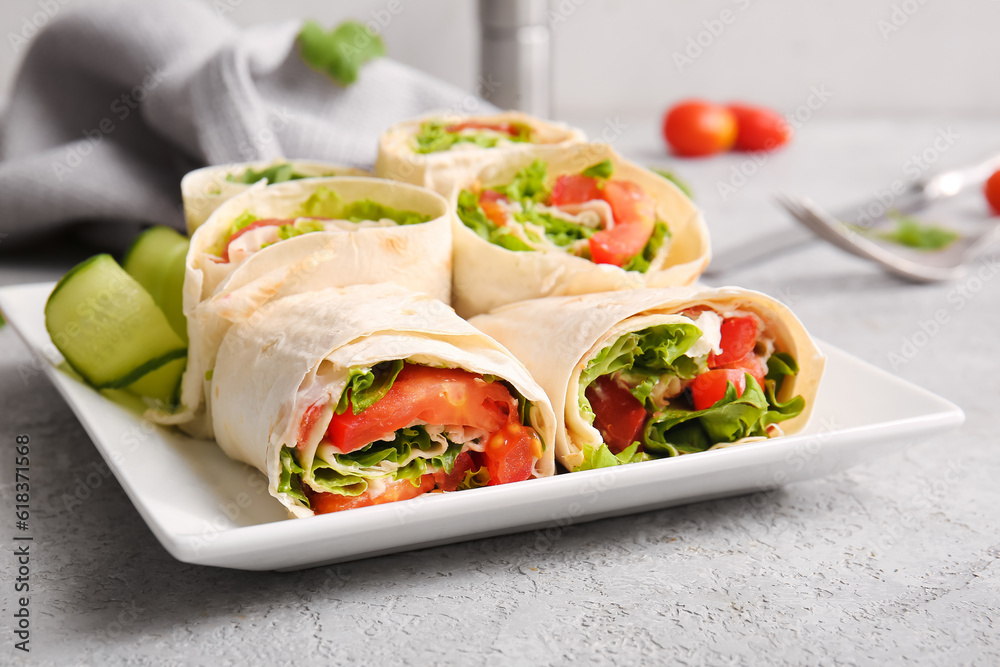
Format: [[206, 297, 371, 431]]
[[181, 160, 370, 234], [470, 287, 825, 471], [375, 111, 586, 196], [451, 143, 711, 318], [212, 284, 557, 518], [153, 177, 453, 438]]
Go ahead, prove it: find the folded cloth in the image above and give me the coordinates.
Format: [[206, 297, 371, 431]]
[[0, 0, 493, 248]]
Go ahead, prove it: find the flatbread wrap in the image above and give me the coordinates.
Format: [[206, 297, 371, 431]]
[[212, 284, 557, 517], [375, 111, 586, 195], [470, 287, 824, 472], [450, 143, 711, 317], [181, 160, 369, 234], [153, 176, 452, 438]]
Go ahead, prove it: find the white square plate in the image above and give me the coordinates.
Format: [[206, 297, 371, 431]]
[[0, 282, 964, 571]]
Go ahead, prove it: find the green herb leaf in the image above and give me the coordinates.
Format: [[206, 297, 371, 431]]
[[492, 159, 549, 203], [456, 189, 533, 251], [297, 20, 386, 87], [877, 213, 960, 251], [227, 163, 310, 185], [335, 360, 405, 415], [574, 441, 647, 471], [650, 167, 694, 200], [341, 200, 430, 225], [581, 160, 614, 180]]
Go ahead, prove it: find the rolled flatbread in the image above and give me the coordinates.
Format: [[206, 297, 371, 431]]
[[375, 111, 586, 196], [212, 284, 557, 517], [181, 160, 370, 234], [152, 177, 452, 438], [471, 287, 824, 472], [450, 143, 711, 317]]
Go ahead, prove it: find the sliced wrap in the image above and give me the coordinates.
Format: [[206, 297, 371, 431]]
[[181, 160, 370, 234], [212, 284, 557, 517], [451, 143, 711, 317], [153, 177, 452, 438], [375, 111, 586, 196], [471, 287, 824, 472]]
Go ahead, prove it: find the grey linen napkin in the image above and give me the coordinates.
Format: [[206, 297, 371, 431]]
[[0, 0, 493, 249]]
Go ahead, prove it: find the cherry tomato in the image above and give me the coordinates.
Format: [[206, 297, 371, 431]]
[[551, 174, 602, 206], [662, 100, 737, 157], [727, 103, 792, 152], [985, 169, 1000, 215], [483, 422, 538, 485], [708, 317, 759, 367], [585, 375, 647, 454], [306, 475, 435, 514], [689, 369, 746, 411], [325, 365, 518, 453], [479, 190, 509, 227]]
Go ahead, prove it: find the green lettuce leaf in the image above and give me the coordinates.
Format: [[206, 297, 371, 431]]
[[341, 200, 430, 225], [574, 441, 647, 472], [412, 120, 533, 154], [577, 323, 704, 423], [514, 204, 594, 247], [277, 219, 326, 241], [650, 167, 694, 200], [227, 163, 310, 185], [297, 20, 385, 87], [456, 189, 533, 251], [581, 159, 614, 180], [297, 186, 342, 218], [492, 159, 549, 204], [621, 220, 671, 273], [644, 374, 770, 456], [278, 446, 309, 505], [211, 210, 260, 256], [458, 466, 491, 490], [335, 360, 405, 415], [761, 352, 805, 426]]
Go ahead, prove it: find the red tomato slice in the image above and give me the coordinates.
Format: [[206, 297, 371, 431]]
[[690, 369, 746, 411], [432, 451, 478, 492], [588, 222, 655, 267], [602, 180, 656, 226], [306, 475, 436, 514], [483, 422, 539, 485], [444, 121, 519, 136], [718, 351, 767, 391], [551, 174, 602, 206], [479, 190, 509, 227], [325, 365, 518, 454], [709, 317, 759, 367], [221, 218, 290, 262], [586, 180, 656, 267], [585, 375, 647, 454]]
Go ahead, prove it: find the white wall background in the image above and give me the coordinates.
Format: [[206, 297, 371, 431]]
[[0, 0, 997, 121]]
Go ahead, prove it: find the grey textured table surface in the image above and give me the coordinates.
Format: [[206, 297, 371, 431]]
[[1, 118, 998, 666]]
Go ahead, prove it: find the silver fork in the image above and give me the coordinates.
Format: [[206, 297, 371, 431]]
[[775, 194, 1000, 282]]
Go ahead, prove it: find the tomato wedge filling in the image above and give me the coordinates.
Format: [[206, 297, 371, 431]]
[[457, 159, 666, 271], [578, 309, 805, 470], [292, 364, 542, 514]]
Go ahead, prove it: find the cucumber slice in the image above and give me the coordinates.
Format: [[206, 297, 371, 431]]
[[126, 355, 186, 405], [123, 226, 189, 342], [45, 254, 187, 389]]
